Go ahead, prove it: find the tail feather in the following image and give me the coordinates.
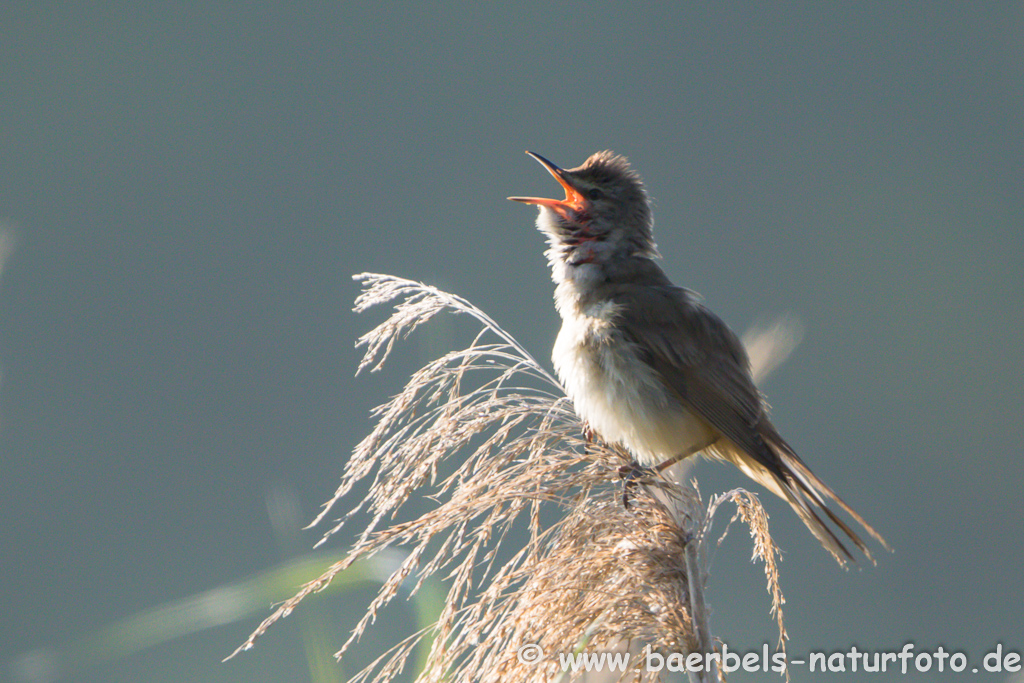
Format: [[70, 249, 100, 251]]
[[773, 436, 892, 552], [762, 429, 890, 567], [712, 427, 889, 567], [777, 478, 859, 565]]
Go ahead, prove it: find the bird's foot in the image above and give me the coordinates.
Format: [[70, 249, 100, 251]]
[[583, 423, 596, 444], [617, 461, 656, 509]]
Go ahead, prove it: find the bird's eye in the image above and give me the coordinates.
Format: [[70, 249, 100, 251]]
[[587, 188, 604, 200]]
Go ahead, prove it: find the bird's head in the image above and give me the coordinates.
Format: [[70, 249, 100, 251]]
[[509, 151, 658, 276]]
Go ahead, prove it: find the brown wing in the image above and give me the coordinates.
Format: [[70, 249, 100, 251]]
[[614, 284, 776, 471], [613, 283, 889, 565]]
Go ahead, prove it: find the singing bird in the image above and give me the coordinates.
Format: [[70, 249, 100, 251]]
[[510, 150, 889, 566]]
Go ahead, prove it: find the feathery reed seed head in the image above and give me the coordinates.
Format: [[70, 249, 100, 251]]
[[230, 273, 788, 683]]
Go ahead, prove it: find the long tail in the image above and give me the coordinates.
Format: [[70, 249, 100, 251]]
[[716, 425, 890, 567]]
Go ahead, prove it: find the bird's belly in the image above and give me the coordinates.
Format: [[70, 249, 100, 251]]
[[553, 317, 713, 467]]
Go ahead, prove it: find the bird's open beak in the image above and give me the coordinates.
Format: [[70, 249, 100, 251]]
[[508, 151, 587, 220]]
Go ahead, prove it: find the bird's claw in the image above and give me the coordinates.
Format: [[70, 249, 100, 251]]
[[617, 461, 655, 509], [583, 423, 596, 444]]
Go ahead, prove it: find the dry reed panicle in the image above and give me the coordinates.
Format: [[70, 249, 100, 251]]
[[229, 273, 788, 682]]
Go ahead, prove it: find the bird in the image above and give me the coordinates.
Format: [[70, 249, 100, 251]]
[[509, 150, 889, 566]]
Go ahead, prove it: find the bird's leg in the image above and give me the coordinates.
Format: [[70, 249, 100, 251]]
[[582, 425, 648, 508], [617, 460, 653, 509], [653, 437, 719, 474], [619, 438, 719, 509]]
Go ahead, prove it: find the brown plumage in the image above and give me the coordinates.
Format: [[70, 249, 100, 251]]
[[511, 150, 890, 566]]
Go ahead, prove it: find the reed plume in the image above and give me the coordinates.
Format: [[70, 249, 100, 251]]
[[230, 273, 789, 682]]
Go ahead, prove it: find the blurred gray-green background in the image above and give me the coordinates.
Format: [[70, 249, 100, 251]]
[[2, 4, 1022, 682]]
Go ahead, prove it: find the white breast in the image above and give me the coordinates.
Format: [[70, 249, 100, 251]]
[[552, 301, 713, 467]]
